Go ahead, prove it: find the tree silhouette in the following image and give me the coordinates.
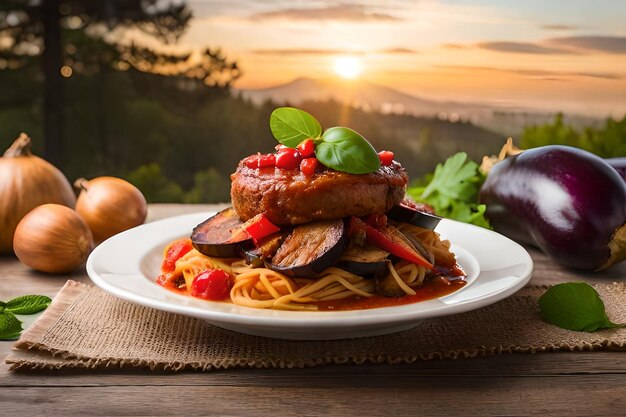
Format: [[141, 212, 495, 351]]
[[0, 0, 239, 166]]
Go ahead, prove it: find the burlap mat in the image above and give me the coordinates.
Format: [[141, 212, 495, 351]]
[[6, 280, 626, 371]]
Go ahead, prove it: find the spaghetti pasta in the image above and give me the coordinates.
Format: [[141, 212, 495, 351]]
[[157, 218, 465, 311], [160, 247, 443, 310]]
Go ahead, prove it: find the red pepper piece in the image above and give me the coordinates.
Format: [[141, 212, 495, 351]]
[[244, 153, 276, 169], [161, 238, 193, 273], [275, 148, 302, 170], [378, 150, 394, 166], [297, 139, 315, 158], [243, 154, 260, 169], [349, 217, 433, 269], [258, 153, 276, 168], [191, 269, 232, 301], [244, 213, 281, 244], [300, 157, 318, 176]]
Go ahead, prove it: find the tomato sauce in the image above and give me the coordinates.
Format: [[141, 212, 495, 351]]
[[158, 272, 466, 311], [314, 278, 466, 311]]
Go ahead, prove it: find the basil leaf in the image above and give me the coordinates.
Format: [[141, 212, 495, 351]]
[[539, 282, 622, 332], [317, 127, 380, 174], [270, 107, 322, 147], [6, 295, 52, 315], [0, 311, 23, 340]]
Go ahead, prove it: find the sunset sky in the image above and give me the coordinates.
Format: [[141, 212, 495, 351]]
[[178, 0, 626, 116]]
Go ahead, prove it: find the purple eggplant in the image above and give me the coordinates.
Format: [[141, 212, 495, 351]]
[[191, 208, 253, 257], [479, 145, 626, 271], [269, 219, 347, 278], [606, 157, 626, 182]]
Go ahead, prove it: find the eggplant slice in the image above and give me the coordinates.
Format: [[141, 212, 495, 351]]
[[191, 207, 253, 257], [269, 219, 347, 278], [338, 243, 389, 279], [243, 232, 287, 267], [387, 204, 441, 230]]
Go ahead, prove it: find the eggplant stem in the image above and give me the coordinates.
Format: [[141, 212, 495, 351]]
[[3, 133, 32, 157], [480, 138, 524, 175], [601, 222, 626, 271]]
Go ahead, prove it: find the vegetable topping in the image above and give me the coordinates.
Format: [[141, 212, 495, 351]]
[[191, 269, 233, 301]]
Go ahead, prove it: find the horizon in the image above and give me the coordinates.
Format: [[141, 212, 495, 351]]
[[150, 0, 626, 118]]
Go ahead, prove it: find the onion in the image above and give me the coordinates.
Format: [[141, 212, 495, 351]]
[[0, 133, 76, 253], [14, 204, 94, 273], [74, 176, 147, 242]]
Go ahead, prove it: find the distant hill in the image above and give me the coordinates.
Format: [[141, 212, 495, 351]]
[[238, 77, 490, 121], [238, 77, 601, 137]]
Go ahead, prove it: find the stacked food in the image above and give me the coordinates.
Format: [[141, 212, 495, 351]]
[[157, 108, 465, 310]]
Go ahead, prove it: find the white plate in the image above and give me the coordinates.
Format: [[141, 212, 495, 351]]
[[87, 212, 533, 340]]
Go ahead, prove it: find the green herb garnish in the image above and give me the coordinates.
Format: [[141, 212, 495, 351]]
[[269, 107, 380, 174], [0, 294, 51, 340], [270, 107, 322, 148], [407, 152, 490, 228], [539, 282, 623, 332]]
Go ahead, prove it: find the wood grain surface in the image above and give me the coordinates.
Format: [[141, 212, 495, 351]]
[[1, 204, 625, 416]]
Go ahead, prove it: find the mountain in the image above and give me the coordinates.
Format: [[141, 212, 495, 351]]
[[237, 77, 600, 137], [238, 77, 488, 119]]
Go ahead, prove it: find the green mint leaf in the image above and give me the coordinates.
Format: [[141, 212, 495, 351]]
[[6, 295, 52, 315], [539, 282, 622, 332], [270, 107, 322, 147], [317, 127, 381, 174], [0, 311, 23, 340]]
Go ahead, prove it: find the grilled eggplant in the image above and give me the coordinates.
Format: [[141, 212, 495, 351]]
[[387, 204, 441, 230], [269, 219, 347, 278], [338, 243, 389, 279], [191, 207, 253, 257], [243, 232, 286, 267]]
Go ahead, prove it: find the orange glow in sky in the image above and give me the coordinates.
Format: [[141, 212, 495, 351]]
[[171, 0, 626, 117]]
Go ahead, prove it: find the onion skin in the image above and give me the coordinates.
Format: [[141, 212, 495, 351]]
[[479, 146, 626, 271], [0, 133, 76, 253], [75, 177, 147, 242], [14, 204, 94, 274]]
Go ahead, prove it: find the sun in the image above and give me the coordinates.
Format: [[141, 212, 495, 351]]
[[333, 56, 363, 79]]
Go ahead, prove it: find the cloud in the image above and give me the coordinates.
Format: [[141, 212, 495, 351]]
[[549, 36, 626, 54], [436, 65, 622, 80], [441, 43, 468, 50], [540, 24, 579, 31], [251, 48, 348, 56], [378, 47, 417, 54], [249, 4, 401, 23], [477, 41, 575, 55], [250, 47, 416, 56]]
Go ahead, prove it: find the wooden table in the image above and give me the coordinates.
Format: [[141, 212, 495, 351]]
[[1, 204, 625, 416]]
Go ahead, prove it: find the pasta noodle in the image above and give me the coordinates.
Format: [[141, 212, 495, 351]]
[[158, 223, 461, 311]]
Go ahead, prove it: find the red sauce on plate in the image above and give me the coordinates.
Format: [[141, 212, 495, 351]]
[[158, 272, 466, 311], [314, 278, 465, 311]]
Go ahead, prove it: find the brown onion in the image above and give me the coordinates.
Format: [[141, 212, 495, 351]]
[[14, 204, 94, 273], [0, 133, 76, 253], [74, 176, 147, 242]]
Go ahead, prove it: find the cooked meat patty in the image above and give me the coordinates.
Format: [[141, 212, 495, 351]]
[[231, 161, 408, 225]]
